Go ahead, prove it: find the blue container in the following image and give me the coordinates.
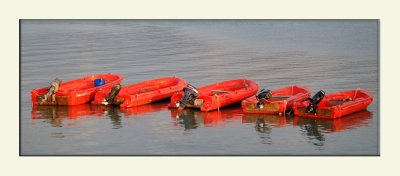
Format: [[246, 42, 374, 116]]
[[94, 78, 106, 87]]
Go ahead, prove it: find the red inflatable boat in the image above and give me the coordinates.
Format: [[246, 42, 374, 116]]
[[168, 79, 258, 112], [293, 89, 373, 119], [241, 85, 311, 115], [31, 73, 123, 106], [92, 77, 186, 108]]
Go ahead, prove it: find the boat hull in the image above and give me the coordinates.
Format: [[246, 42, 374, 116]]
[[31, 73, 124, 106], [169, 79, 258, 112], [293, 89, 373, 119], [92, 77, 186, 108], [242, 85, 311, 115]]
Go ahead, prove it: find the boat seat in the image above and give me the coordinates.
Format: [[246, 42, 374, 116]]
[[212, 90, 231, 95], [139, 88, 154, 93], [325, 97, 353, 106], [62, 83, 89, 91], [326, 100, 344, 106], [270, 96, 289, 101]]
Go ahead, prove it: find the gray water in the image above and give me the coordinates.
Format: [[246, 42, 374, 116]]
[[20, 20, 379, 155]]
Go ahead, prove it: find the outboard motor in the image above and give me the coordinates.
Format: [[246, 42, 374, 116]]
[[177, 84, 199, 109], [40, 78, 62, 104], [256, 89, 272, 108], [304, 90, 325, 113], [102, 84, 122, 105]]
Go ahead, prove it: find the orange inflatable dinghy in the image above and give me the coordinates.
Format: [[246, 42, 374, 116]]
[[31, 73, 123, 106], [169, 79, 258, 112], [92, 77, 186, 108], [293, 89, 373, 119], [241, 85, 311, 115]]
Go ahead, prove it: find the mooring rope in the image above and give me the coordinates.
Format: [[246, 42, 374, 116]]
[[136, 93, 141, 106], [283, 100, 287, 117], [215, 94, 220, 111], [354, 88, 360, 100]]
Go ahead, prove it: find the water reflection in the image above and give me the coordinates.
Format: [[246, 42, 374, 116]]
[[99, 105, 123, 129], [32, 103, 373, 147], [174, 109, 198, 130], [242, 114, 294, 128], [120, 101, 169, 116], [169, 106, 243, 130], [31, 104, 125, 128], [31, 102, 172, 129], [293, 110, 373, 147], [254, 119, 272, 145], [300, 120, 325, 147], [51, 132, 65, 139], [293, 110, 372, 132], [31, 104, 96, 127], [242, 114, 293, 145], [242, 110, 372, 146]]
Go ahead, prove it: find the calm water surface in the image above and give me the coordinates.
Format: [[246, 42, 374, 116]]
[[21, 20, 379, 155]]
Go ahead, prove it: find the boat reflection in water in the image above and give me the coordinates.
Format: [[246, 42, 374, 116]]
[[242, 113, 295, 145], [31, 104, 100, 127], [242, 113, 294, 128], [169, 106, 243, 130], [120, 101, 169, 116], [92, 105, 123, 129], [242, 110, 372, 145], [293, 110, 373, 147], [32, 102, 372, 145], [31, 101, 170, 129]]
